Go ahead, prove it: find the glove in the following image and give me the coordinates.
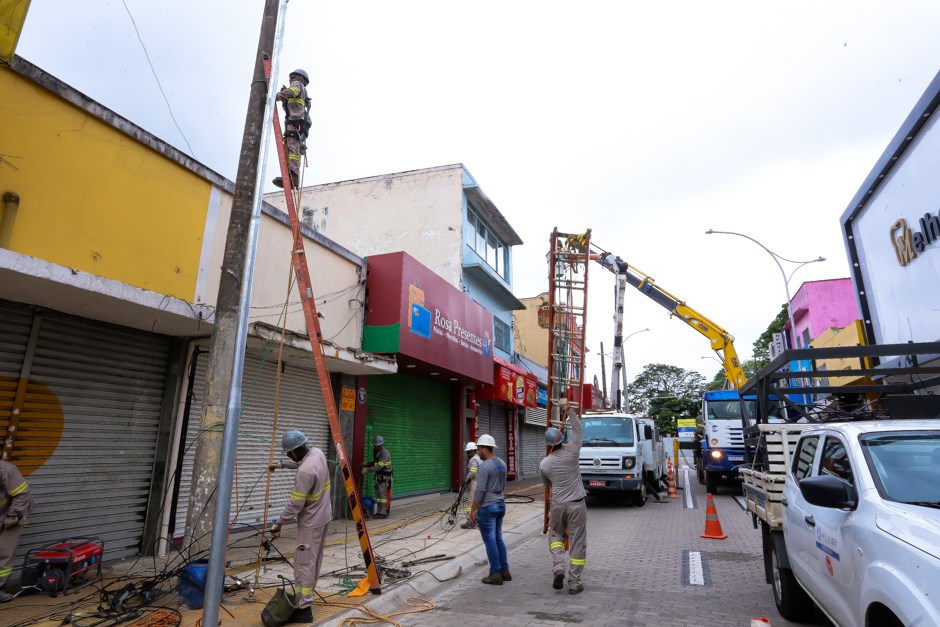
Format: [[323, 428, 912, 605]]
[[267, 461, 281, 472], [267, 523, 281, 540], [3, 516, 19, 531]]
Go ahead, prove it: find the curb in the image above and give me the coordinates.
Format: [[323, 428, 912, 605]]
[[327, 512, 544, 624]]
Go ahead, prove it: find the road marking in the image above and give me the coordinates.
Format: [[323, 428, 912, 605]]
[[682, 469, 694, 509], [681, 550, 711, 586]]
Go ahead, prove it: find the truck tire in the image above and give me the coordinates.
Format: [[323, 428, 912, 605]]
[[705, 470, 718, 495], [633, 481, 647, 507], [771, 541, 813, 621], [696, 460, 704, 485]]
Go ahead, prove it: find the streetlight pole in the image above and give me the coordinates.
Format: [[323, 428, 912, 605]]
[[705, 229, 825, 349], [618, 327, 650, 413]]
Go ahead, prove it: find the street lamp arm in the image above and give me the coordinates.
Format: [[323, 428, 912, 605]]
[[705, 229, 824, 265]]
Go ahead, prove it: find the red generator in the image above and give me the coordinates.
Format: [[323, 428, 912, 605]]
[[21, 537, 104, 596]]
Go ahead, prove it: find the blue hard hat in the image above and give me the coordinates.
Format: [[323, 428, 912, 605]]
[[282, 429, 308, 453], [372, 435, 384, 447]]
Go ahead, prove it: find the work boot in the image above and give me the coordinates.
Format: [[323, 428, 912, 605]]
[[568, 583, 584, 595], [552, 572, 564, 590], [481, 573, 503, 585], [500, 570, 512, 581], [374, 513, 388, 519], [288, 606, 313, 623], [0, 590, 12, 603], [460, 521, 477, 529], [272, 176, 284, 189]]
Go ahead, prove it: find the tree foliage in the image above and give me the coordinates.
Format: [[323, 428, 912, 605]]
[[627, 363, 706, 434], [751, 304, 789, 368], [704, 358, 762, 391]]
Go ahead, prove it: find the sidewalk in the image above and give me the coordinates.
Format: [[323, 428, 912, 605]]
[[3, 479, 546, 626]]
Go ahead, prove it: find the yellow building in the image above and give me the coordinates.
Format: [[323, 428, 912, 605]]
[[514, 292, 550, 368], [809, 321, 867, 387], [0, 57, 393, 568]]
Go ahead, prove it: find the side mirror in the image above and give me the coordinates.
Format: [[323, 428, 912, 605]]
[[799, 475, 856, 510], [644, 425, 653, 440]]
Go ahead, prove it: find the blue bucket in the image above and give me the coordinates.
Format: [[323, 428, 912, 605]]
[[361, 496, 375, 515], [179, 560, 210, 609]]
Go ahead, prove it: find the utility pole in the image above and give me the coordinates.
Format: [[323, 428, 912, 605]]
[[599, 342, 608, 408], [186, 1, 286, 625]]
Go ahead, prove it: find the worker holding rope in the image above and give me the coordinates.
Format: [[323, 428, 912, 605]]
[[362, 435, 392, 519], [539, 400, 587, 595], [460, 441, 481, 529], [267, 430, 331, 622]]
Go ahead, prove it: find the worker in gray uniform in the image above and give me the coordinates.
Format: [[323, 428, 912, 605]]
[[267, 430, 332, 622], [272, 69, 311, 190], [539, 401, 587, 595], [362, 436, 392, 519], [0, 460, 34, 602], [461, 441, 481, 529]]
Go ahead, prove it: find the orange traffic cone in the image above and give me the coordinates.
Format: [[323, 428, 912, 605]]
[[700, 493, 727, 539], [667, 460, 679, 499]]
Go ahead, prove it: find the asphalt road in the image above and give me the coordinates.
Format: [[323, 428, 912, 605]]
[[405, 467, 829, 627]]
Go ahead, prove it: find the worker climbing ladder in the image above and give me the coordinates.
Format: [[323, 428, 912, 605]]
[[543, 228, 592, 533], [265, 58, 382, 594]]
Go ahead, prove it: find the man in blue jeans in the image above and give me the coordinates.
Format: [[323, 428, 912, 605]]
[[469, 434, 511, 585]]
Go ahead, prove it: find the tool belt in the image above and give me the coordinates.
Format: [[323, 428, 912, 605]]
[[377, 470, 393, 479]]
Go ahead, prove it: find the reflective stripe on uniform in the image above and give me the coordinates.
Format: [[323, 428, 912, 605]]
[[8, 481, 27, 496], [469, 468, 478, 474], [569, 557, 586, 566], [288, 97, 305, 106], [288, 154, 301, 162], [0, 567, 12, 577], [290, 481, 331, 502], [289, 87, 300, 96], [0, 496, 8, 508], [299, 587, 313, 594], [377, 461, 391, 467], [549, 542, 565, 550], [375, 498, 387, 503]]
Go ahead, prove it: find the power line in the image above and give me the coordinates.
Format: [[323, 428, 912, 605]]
[[120, 0, 196, 157]]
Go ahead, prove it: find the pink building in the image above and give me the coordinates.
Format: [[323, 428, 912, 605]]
[[785, 278, 860, 348]]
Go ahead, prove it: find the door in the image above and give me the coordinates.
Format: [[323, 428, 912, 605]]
[[0, 300, 171, 565], [783, 434, 821, 585], [174, 350, 331, 538], [365, 373, 453, 497], [802, 435, 858, 626]]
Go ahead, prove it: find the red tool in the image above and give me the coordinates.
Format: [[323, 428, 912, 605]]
[[21, 537, 104, 596]]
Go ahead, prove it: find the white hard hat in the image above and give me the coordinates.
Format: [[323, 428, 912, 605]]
[[282, 430, 308, 453], [476, 434, 497, 448], [465, 441, 477, 452], [372, 435, 384, 447]]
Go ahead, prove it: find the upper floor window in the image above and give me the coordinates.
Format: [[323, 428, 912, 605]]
[[494, 318, 511, 353], [467, 208, 508, 280]]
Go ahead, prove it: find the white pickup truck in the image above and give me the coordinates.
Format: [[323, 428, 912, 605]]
[[740, 343, 940, 627]]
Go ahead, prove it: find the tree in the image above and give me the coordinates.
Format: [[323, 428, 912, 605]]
[[751, 304, 789, 369], [704, 358, 762, 391], [627, 363, 706, 434]]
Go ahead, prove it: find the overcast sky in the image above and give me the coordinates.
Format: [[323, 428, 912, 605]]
[[17, 1, 940, 387]]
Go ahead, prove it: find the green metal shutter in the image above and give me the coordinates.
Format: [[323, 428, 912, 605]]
[[365, 373, 452, 497]]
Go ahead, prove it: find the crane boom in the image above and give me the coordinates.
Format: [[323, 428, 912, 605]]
[[591, 248, 747, 390]]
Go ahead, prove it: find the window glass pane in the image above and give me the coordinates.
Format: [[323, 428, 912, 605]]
[[820, 437, 855, 492], [792, 436, 819, 480], [494, 318, 511, 352]]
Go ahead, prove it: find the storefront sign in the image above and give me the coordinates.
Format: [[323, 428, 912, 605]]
[[506, 408, 517, 480], [341, 388, 356, 412], [477, 359, 537, 407], [363, 252, 494, 382], [889, 212, 940, 267], [536, 387, 548, 407]]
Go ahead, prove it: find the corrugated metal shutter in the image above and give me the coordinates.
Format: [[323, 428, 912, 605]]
[[520, 424, 544, 479], [0, 300, 171, 564], [477, 401, 508, 452], [174, 351, 331, 537], [365, 373, 452, 497]]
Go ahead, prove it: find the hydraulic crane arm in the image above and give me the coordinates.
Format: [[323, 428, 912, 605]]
[[591, 249, 747, 390]]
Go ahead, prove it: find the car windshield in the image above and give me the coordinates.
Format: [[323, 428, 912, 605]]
[[582, 417, 635, 447], [860, 432, 940, 505]]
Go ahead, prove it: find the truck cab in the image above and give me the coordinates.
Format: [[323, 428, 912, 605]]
[[696, 390, 753, 493], [578, 411, 662, 506]]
